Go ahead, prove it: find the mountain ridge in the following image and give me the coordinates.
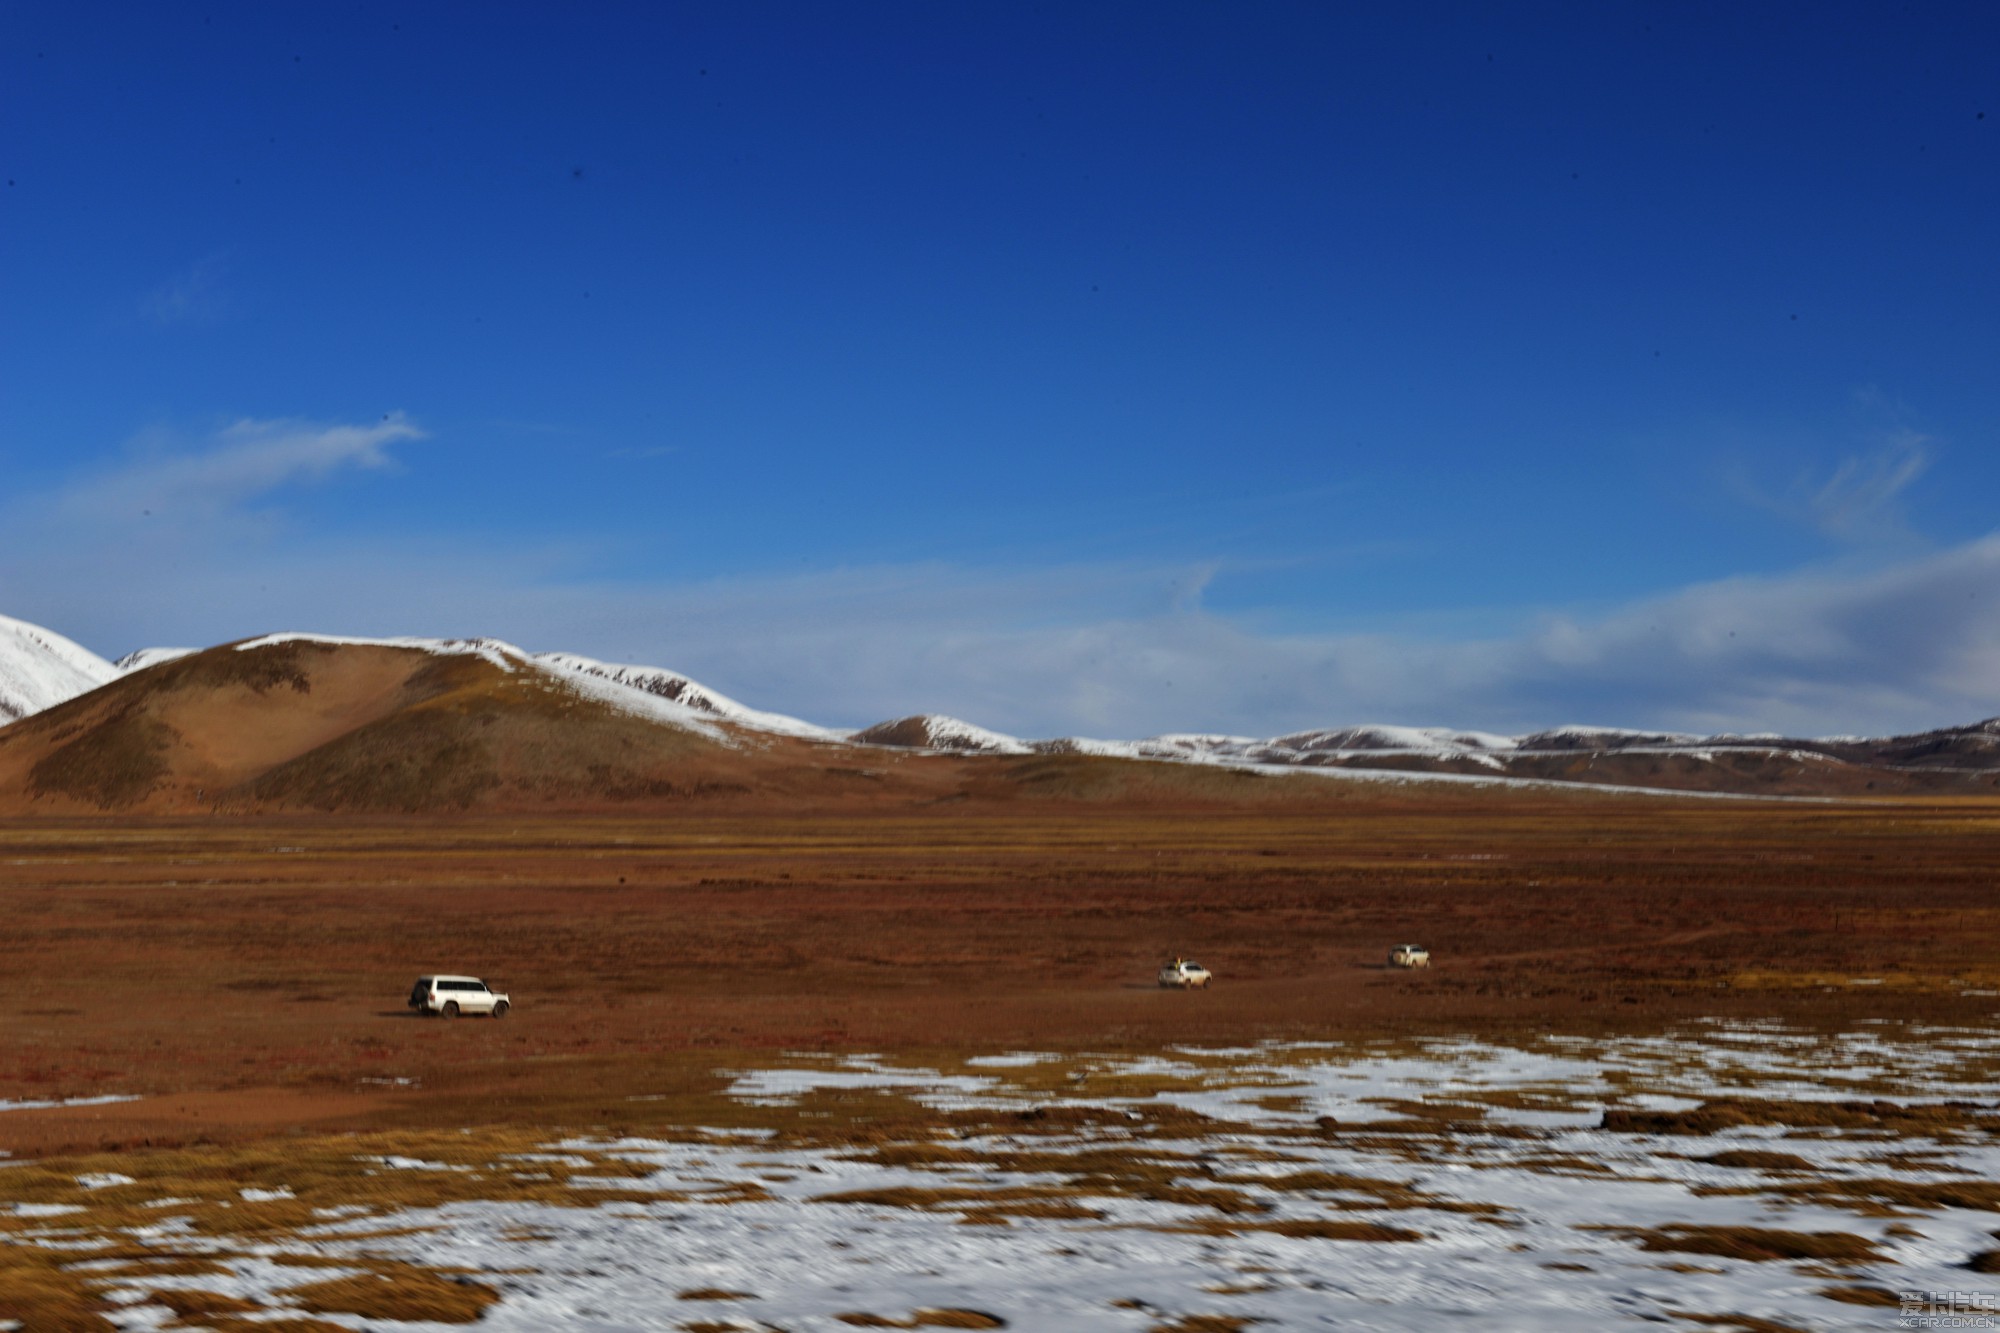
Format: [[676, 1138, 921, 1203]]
[[3, 615, 1998, 804]]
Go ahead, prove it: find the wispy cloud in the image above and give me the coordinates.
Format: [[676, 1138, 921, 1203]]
[[3, 414, 1997, 740], [1725, 394, 1936, 545], [1794, 430, 1930, 542], [52, 414, 425, 524], [140, 253, 232, 327]]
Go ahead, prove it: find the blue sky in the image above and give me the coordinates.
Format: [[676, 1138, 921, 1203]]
[[3, 3, 1997, 737]]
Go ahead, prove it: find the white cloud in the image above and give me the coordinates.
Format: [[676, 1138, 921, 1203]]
[[50, 414, 424, 525], [3, 415, 1998, 741], [1797, 430, 1931, 542], [1725, 399, 1936, 545]]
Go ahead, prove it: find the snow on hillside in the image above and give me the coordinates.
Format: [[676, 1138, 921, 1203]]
[[852, 714, 1033, 754], [1515, 725, 1701, 751], [0, 613, 118, 723], [17, 616, 2000, 794], [231, 633, 732, 741], [1273, 725, 1518, 754], [532, 652, 845, 741], [234, 631, 531, 673], [114, 647, 198, 673], [1055, 727, 1518, 770], [911, 715, 1031, 754]]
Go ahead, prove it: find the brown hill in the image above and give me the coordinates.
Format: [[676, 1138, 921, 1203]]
[[0, 638, 1385, 815], [0, 638, 875, 814]]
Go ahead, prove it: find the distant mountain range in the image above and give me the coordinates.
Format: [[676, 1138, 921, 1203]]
[[1, 613, 1996, 811]]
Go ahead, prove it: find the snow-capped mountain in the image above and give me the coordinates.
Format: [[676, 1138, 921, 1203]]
[[850, 714, 1032, 755], [10, 612, 2000, 798], [0, 614, 118, 723], [226, 633, 757, 744]]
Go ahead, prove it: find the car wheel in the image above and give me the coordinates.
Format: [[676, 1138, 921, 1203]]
[[492, 1000, 509, 1018], [442, 1001, 459, 1019]]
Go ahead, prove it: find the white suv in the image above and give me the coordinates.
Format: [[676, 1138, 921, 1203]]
[[1158, 958, 1213, 989], [1388, 945, 1431, 969], [409, 975, 510, 1018]]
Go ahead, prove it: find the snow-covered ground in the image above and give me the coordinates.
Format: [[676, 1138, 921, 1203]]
[[67, 1022, 2000, 1331], [0, 1093, 139, 1114]]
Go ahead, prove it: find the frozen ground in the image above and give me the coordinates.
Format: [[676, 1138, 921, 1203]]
[[38, 1022, 2000, 1331]]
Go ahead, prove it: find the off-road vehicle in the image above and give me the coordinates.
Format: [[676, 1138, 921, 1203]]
[[408, 975, 510, 1018]]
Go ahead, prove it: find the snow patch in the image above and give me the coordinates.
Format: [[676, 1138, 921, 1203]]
[[0, 1094, 140, 1114], [113, 647, 198, 673], [232, 632, 531, 673], [89, 1025, 2000, 1333]]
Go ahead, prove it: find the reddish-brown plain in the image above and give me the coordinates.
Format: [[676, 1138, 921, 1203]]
[[2, 793, 1997, 1157]]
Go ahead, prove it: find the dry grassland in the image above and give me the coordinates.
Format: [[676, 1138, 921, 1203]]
[[1, 794, 1998, 1153]]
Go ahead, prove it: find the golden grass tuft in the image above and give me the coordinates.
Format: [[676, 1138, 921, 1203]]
[[280, 1265, 499, 1323], [958, 1201, 1105, 1223], [1624, 1225, 1882, 1263], [1603, 1097, 1999, 1137], [1171, 1217, 1422, 1242], [1755, 1176, 2000, 1215], [149, 1287, 261, 1319], [1696, 1150, 1814, 1172], [0, 1243, 116, 1333], [1260, 1218, 1423, 1242], [1214, 1168, 1500, 1215], [1668, 1315, 1812, 1333], [1817, 1285, 1902, 1306]]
